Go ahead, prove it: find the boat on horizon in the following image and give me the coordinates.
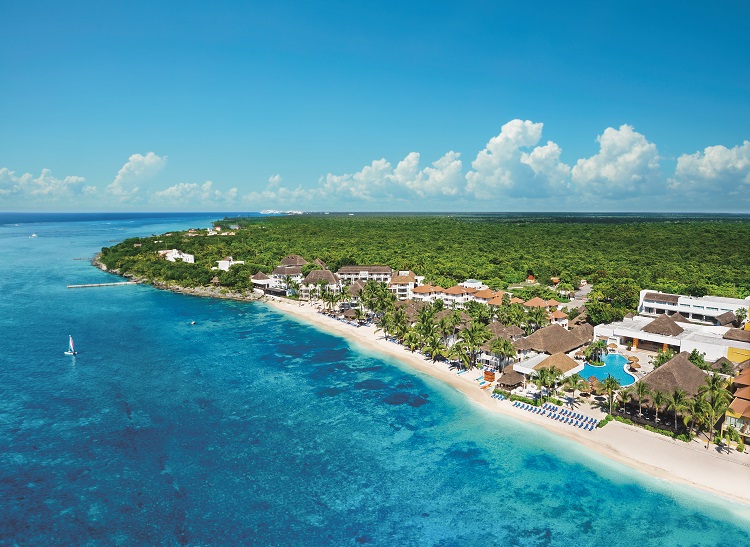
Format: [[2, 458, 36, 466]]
[[64, 335, 77, 356]]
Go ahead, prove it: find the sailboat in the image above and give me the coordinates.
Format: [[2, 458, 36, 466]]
[[64, 335, 77, 356]]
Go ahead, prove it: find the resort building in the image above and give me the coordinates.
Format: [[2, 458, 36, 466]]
[[640, 352, 708, 398], [389, 270, 424, 301], [157, 249, 194, 263], [513, 352, 584, 380], [215, 256, 244, 271], [440, 285, 477, 308], [251, 271, 272, 290], [594, 314, 750, 363], [638, 290, 749, 326], [270, 265, 304, 288], [460, 279, 487, 291], [411, 284, 445, 303], [523, 296, 548, 309], [472, 288, 503, 304], [724, 368, 750, 443], [336, 265, 394, 284], [477, 322, 524, 369], [298, 269, 341, 300], [514, 323, 594, 361], [280, 254, 309, 267], [549, 309, 569, 328]]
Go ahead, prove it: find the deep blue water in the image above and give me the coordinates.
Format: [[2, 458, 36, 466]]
[[2, 213, 750, 545]]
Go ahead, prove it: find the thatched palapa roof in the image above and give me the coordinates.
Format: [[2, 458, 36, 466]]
[[723, 329, 750, 343], [715, 311, 737, 326], [534, 353, 581, 375], [302, 269, 339, 285], [641, 352, 707, 396], [497, 369, 525, 388], [643, 292, 680, 304], [514, 323, 594, 355], [642, 314, 684, 337], [670, 312, 691, 323], [280, 254, 308, 266]]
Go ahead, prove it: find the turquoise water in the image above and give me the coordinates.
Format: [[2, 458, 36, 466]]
[[582, 353, 635, 386], [1, 213, 749, 545]]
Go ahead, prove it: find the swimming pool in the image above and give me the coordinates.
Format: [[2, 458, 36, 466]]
[[581, 352, 635, 386]]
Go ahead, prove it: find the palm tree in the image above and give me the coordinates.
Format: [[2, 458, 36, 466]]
[[564, 373, 588, 408], [403, 329, 421, 352], [459, 321, 492, 370], [288, 278, 300, 297], [534, 368, 551, 403], [448, 340, 471, 370], [437, 315, 454, 345], [489, 337, 516, 371], [667, 389, 688, 430], [699, 395, 730, 449], [699, 373, 731, 405], [698, 373, 732, 448], [602, 374, 621, 415], [634, 381, 651, 417], [652, 390, 666, 424], [619, 386, 635, 413], [504, 303, 526, 328], [584, 340, 608, 363], [423, 333, 447, 362], [375, 311, 395, 340], [526, 306, 549, 333], [546, 366, 563, 400]]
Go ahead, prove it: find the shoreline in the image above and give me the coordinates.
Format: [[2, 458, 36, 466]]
[[260, 295, 750, 509], [90, 264, 750, 509]]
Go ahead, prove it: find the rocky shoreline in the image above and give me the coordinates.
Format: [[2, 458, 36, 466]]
[[91, 255, 265, 302]]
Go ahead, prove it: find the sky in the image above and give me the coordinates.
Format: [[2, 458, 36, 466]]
[[1, 1, 749, 213]]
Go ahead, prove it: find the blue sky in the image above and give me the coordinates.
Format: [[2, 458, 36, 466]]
[[1, 1, 749, 212]]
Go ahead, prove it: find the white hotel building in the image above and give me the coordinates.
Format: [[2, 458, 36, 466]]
[[638, 290, 749, 325]]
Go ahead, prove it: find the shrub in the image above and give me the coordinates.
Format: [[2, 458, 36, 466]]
[[597, 414, 614, 428], [738, 441, 745, 453], [510, 394, 538, 406], [644, 425, 675, 438], [614, 416, 633, 425]]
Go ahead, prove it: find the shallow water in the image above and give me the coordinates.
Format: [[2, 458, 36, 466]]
[[1, 213, 748, 545]]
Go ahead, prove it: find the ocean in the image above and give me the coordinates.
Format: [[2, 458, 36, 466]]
[[1, 212, 749, 545]]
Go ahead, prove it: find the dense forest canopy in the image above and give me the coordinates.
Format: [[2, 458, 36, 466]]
[[99, 214, 750, 316]]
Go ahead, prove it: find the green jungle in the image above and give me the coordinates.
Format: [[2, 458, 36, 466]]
[[99, 214, 750, 325]]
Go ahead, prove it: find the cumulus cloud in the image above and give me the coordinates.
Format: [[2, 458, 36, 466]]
[[106, 152, 167, 199], [151, 180, 238, 205], [668, 141, 750, 197], [320, 151, 463, 202], [243, 175, 315, 206], [571, 125, 659, 195], [0, 167, 95, 199], [465, 119, 569, 199]]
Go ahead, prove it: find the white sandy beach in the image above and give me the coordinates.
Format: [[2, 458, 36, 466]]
[[262, 295, 750, 508]]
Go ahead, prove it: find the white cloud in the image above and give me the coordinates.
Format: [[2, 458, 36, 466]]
[[320, 151, 464, 202], [106, 152, 167, 199], [465, 119, 569, 199], [668, 141, 750, 196], [243, 175, 315, 206], [571, 125, 659, 195], [520, 141, 571, 187], [320, 158, 393, 201], [0, 167, 95, 199], [151, 180, 238, 205]]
